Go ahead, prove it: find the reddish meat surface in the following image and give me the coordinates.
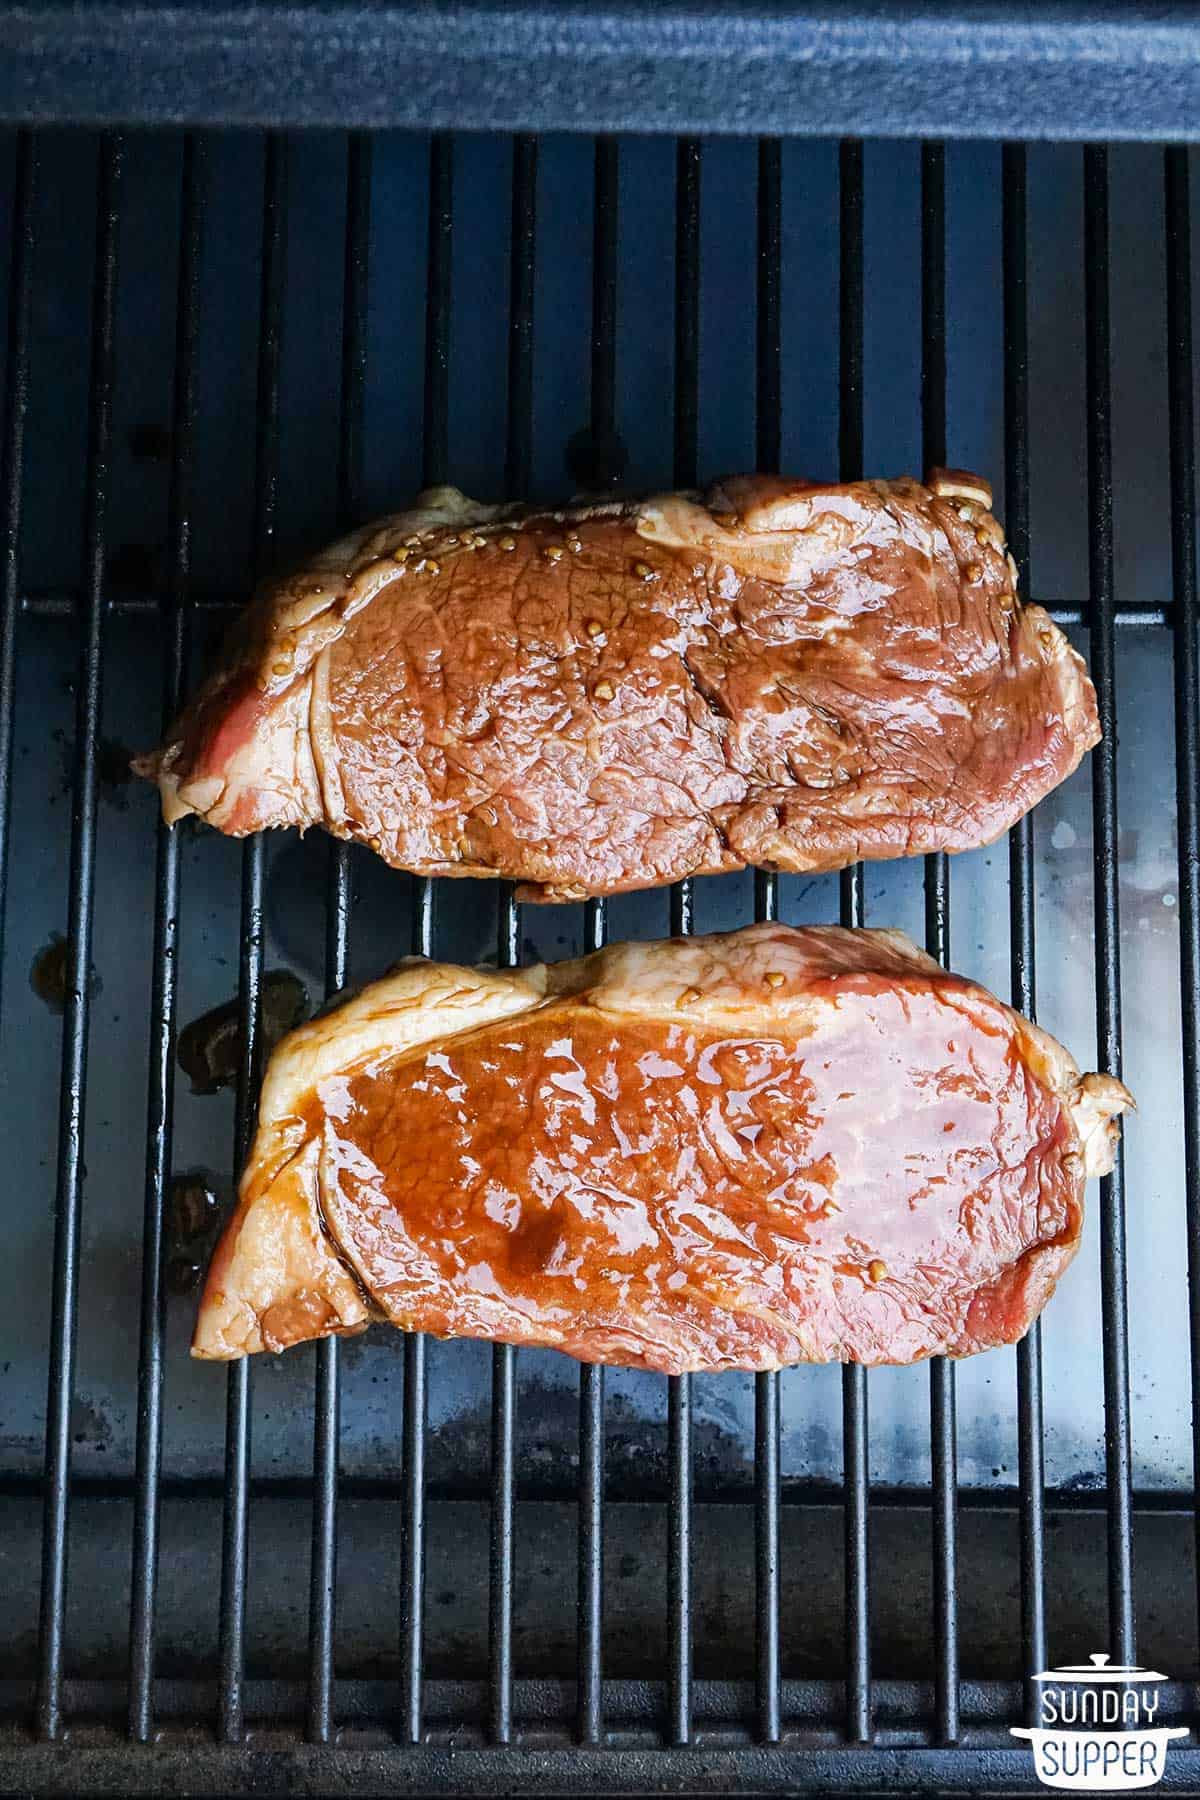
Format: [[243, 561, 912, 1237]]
[[137, 471, 1100, 902], [193, 926, 1132, 1371]]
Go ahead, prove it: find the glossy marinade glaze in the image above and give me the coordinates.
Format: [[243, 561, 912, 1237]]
[[193, 926, 1133, 1370], [137, 471, 1101, 902]]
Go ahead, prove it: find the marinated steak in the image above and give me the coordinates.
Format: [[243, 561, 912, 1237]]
[[192, 924, 1132, 1371], [137, 471, 1100, 902]]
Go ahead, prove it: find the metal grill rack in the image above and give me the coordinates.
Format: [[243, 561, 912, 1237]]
[[0, 114, 1198, 1797]]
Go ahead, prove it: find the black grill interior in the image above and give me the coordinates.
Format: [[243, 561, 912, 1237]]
[[0, 126, 1197, 1794]]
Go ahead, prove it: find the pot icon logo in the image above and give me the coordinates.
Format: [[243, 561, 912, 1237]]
[[1011, 1653, 1186, 1790]]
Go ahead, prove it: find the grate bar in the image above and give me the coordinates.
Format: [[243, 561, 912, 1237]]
[[400, 882, 434, 1735], [1083, 143, 1136, 1667], [218, 131, 286, 1745], [307, 130, 372, 1747], [485, 130, 537, 1749], [308, 1324, 342, 1743], [399, 1281, 428, 1744], [1001, 140, 1048, 1724], [920, 141, 947, 473], [577, 884, 605, 1749], [0, 130, 35, 1016], [489, 1287, 517, 1745], [665, 1361, 692, 1747], [673, 141, 700, 500], [752, 134, 783, 1750], [664, 935, 692, 1751], [505, 135, 537, 501], [218, 856, 261, 1746], [840, 1327, 871, 1744], [664, 133, 702, 1751], [310, 935, 346, 1743], [399, 130, 456, 1747], [423, 134, 452, 491], [575, 137, 615, 1749], [837, 134, 872, 1749], [423, 132, 453, 497], [35, 132, 123, 1744], [398, 1324, 428, 1747], [591, 137, 618, 447], [755, 138, 781, 479], [577, 1350, 605, 1745], [920, 138, 960, 1748], [838, 140, 864, 491], [1165, 143, 1200, 1675], [337, 133, 372, 529], [128, 131, 204, 1745], [577, 959, 606, 1746], [751, 846, 781, 1739]]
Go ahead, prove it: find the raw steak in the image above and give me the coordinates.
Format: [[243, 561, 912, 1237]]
[[192, 925, 1131, 1371], [137, 471, 1100, 901]]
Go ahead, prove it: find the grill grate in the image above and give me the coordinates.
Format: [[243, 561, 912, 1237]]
[[35, 129, 123, 1746], [1, 125, 1199, 1795]]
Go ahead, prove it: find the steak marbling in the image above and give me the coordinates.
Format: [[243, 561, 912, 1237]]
[[193, 925, 1132, 1371], [138, 471, 1100, 901]]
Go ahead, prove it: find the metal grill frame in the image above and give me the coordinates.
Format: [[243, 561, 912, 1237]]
[[5, 3, 1200, 142], [1, 54, 1200, 1799]]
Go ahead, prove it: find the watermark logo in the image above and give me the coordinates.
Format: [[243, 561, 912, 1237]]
[[1011, 1653, 1185, 1791]]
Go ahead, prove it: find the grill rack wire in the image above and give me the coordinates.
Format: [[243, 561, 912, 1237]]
[[0, 126, 1195, 1794]]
